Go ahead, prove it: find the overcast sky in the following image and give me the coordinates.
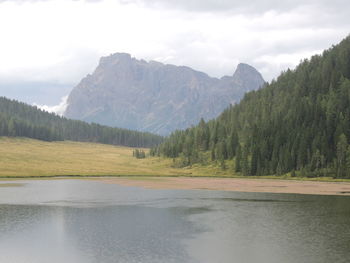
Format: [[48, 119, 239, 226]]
[[0, 0, 349, 108]]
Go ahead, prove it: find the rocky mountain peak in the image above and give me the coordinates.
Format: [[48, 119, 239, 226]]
[[65, 54, 265, 135], [100, 52, 132, 64], [234, 63, 257, 74], [232, 63, 265, 91]]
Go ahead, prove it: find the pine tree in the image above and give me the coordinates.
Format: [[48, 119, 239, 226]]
[[336, 134, 348, 178], [235, 144, 242, 172], [242, 145, 250, 176]]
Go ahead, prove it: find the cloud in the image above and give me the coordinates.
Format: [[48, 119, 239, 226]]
[[0, 82, 72, 105], [0, 0, 349, 102], [33, 96, 68, 116], [120, 0, 350, 15]]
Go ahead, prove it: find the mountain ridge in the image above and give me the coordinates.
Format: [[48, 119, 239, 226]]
[[64, 53, 265, 135]]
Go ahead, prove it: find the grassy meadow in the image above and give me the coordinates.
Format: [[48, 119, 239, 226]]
[[0, 137, 232, 178], [0, 137, 349, 182]]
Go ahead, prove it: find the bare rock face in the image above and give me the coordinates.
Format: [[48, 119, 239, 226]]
[[64, 53, 265, 135]]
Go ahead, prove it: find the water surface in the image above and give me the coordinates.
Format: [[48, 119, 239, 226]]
[[0, 179, 349, 263]]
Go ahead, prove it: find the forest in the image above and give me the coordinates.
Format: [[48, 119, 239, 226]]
[[152, 35, 350, 178], [0, 97, 163, 148]]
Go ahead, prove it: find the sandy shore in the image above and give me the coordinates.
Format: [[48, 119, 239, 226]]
[[95, 177, 350, 196]]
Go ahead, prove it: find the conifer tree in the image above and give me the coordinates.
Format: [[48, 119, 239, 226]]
[[235, 144, 242, 173]]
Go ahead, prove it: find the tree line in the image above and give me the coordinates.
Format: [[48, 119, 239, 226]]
[[152, 35, 350, 178], [0, 97, 163, 148]]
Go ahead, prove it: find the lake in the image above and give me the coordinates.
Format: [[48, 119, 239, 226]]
[[0, 179, 349, 263]]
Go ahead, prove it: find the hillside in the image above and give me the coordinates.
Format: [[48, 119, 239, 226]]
[[65, 53, 265, 135], [0, 97, 162, 147], [154, 35, 350, 178]]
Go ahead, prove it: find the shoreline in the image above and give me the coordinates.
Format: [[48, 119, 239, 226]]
[[93, 176, 350, 196], [1, 174, 349, 182], [1, 175, 350, 196]]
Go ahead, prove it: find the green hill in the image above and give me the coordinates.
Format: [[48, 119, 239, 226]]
[[154, 35, 350, 178], [0, 96, 163, 147]]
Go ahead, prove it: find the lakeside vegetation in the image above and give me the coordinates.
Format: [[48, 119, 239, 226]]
[[153, 35, 350, 179], [0, 137, 349, 182]]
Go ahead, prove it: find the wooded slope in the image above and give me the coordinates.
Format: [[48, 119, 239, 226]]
[[154, 35, 350, 178], [0, 97, 163, 147]]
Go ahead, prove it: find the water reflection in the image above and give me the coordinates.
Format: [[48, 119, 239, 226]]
[[0, 180, 349, 263]]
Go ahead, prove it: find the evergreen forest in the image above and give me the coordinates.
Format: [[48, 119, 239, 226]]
[[152, 35, 350, 178], [0, 97, 163, 148]]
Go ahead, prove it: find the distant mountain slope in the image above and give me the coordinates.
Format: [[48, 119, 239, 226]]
[[64, 54, 265, 135], [0, 96, 163, 147], [154, 35, 350, 178]]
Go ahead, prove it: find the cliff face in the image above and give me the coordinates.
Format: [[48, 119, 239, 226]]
[[64, 53, 265, 135]]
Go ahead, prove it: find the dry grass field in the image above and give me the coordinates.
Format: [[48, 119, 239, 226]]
[[1, 137, 349, 183], [0, 137, 230, 178]]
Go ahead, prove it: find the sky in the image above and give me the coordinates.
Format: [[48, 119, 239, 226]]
[[0, 0, 349, 112]]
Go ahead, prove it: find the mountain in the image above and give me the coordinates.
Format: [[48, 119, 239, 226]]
[[0, 96, 163, 147], [153, 35, 350, 178], [64, 54, 265, 135]]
